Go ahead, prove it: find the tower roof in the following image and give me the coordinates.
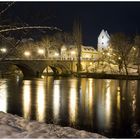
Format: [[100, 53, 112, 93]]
[[98, 29, 110, 39]]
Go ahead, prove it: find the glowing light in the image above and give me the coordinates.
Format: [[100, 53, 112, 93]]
[[54, 52, 59, 56], [22, 81, 31, 119], [24, 51, 31, 57], [87, 79, 93, 120], [88, 79, 93, 106], [53, 80, 60, 122], [38, 49, 45, 55], [0, 48, 7, 53], [133, 47, 136, 51], [107, 52, 110, 56], [85, 54, 90, 58], [0, 84, 7, 112], [61, 47, 66, 51], [117, 86, 120, 111], [90, 62, 92, 65], [105, 80, 111, 127], [69, 82, 77, 124], [41, 75, 45, 79], [36, 81, 46, 122], [71, 50, 76, 55], [118, 57, 121, 60]]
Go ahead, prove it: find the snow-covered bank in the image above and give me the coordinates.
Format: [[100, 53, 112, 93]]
[[0, 112, 106, 138]]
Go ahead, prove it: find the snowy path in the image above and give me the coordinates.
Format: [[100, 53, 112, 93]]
[[0, 112, 106, 138]]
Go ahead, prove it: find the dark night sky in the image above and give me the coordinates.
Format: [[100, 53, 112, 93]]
[[3, 1, 140, 46]]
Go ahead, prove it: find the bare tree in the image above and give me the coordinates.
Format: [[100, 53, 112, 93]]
[[110, 33, 133, 75], [73, 19, 82, 73], [134, 35, 140, 75], [0, 2, 62, 62]]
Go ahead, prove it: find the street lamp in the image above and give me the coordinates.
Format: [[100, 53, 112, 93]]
[[0, 48, 7, 53], [71, 50, 76, 55], [133, 47, 136, 51], [54, 52, 59, 57], [24, 51, 31, 57], [38, 49, 45, 55]]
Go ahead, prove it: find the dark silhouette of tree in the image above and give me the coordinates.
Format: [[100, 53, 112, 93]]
[[134, 35, 140, 75], [73, 19, 82, 73], [110, 33, 133, 75]]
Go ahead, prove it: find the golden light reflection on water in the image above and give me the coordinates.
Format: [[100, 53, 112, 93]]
[[53, 80, 60, 122], [22, 81, 31, 119], [85, 79, 93, 121], [105, 80, 111, 127], [69, 80, 77, 125], [117, 86, 120, 111], [0, 84, 7, 112], [36, 81, 46, 122]]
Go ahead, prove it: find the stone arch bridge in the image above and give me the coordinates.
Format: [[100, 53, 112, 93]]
[[0, 59, 94, 78]]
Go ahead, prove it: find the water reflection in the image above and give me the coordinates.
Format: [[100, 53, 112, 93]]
[[0, 83, 7, 112], [36, 80, 46, 122], [69, 80, 78, 125], [105, 80, 111, 127], [53, 80, 60, 122], [22, 81, 31, 119], [117, 86, 121, 111], [87, 79, 93, 118], [84, 79, 94, 125], [2, 77, 140, 138]]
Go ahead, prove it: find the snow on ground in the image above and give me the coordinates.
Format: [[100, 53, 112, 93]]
[[0, 111, 106, 138]]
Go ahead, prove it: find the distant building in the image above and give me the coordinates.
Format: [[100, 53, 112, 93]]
[[97, 29, 110, 51], [59, 44, 97, 60]]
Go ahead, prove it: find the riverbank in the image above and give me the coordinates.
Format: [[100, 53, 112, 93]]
[[54, 73, 140, 80], [42, 71, 140, 80], [0, 112, 106, 138], [77, 73, 140, 80]]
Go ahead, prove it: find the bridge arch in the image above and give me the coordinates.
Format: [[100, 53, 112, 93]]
[[15, 63, 36, 77], [42, 63, 71, 75], [0, 62, 36, 77], [0, 59, 75, 78]]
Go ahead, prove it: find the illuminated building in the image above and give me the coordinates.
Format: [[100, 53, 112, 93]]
[[98, 29, 110, 51]]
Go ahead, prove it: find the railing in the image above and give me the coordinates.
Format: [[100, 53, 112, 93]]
[[0, 57, 96, 61]]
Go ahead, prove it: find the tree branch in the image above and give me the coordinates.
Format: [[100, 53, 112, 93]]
[[0, 2, 15, 16], [0, 26, 62, 33]]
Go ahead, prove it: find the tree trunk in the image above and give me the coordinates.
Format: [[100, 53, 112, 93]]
[[138, 65, 140, 75], [124, 62, 128, 76], [73, 19, 82, 74]]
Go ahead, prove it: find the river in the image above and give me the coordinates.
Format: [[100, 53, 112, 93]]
[[0, 76, 140, 138]]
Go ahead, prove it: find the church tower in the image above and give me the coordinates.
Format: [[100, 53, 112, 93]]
[[97, 29, 110, 51]]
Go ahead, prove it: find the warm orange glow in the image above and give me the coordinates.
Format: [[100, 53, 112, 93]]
[[0, 84, 7, 112], [24, 51, 31, 57], [53, 80, 60, 122], [54, 52, 59, 56], [71, 50, 76, 55], [69, 81, 77, 124], [23, 81, 31, 119], [118, 57, 121, 60], [0, 48, 7, 53], [36, 81, 46, 122], [38, 49, 45, 55], [105, 80, 111, 127], [117, 86, 120, 111]]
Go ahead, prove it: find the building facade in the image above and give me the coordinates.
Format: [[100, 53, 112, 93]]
[[97, 29, 110, 51]]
